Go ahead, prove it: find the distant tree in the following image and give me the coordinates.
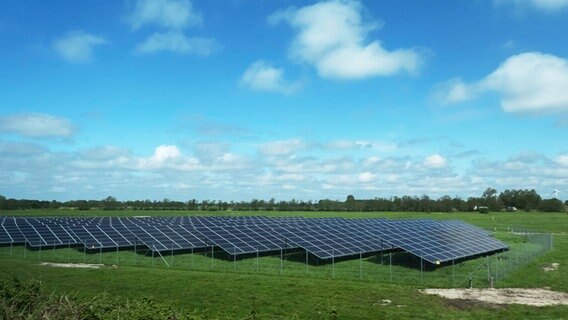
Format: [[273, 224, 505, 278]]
[[523, 189, 542, 211], [76, 200, 90, 210], [267, 198, 276, 211], [251, 199, 260, 211], [345, 195, 356, 211], [419, 195, 431, 212], [499, 189, 541, 211], [102, 196, 119, 210], [3, 198, 18, 210], [539, 199, 565, 212], [481, 187, 503, 211], [438, 195, 454, 212], [482, 188, 498, 199], [187, 199, 197, 210]]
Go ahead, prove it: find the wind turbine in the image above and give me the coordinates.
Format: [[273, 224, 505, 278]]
[[550, 188, 560, 199]]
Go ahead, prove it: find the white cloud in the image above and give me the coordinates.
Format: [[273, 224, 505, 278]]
[[1, 140, 566, 201], [327, 140, 371, 149], [480, 52, 568, 113], [438, 52, 568, 114], [240, 60, 300, 94], [128, 1, 218, 57], [504, 161, 525, 170], [555, 154, 568, 166], [423, 154, 448, 169], [50, 186, 67, 193], [358, 172, 376, 183], [279, 173, 305, 182], [193, 142, 230, 161], [136, 32, 219, 55], [434, 78, 477, 104], [0, 141, 45, 155], [53, 31, 106, 63], [259, 139, 309, 156], [282, 184, 297, 190], [325, 140, 397, 152], [315, 42, 422, 79], [80, 146, 131, 161], [269, 0, 423, 80], [128, 0, 202, 30], [152, 145, 182, 162], [0, 113, 75, 138], [495, 0, 568, 11]]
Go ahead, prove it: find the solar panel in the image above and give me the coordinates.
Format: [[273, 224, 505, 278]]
[[357, 219, 508, 263], [1, 218, 25, 244], [165, 224, 208, 249], [129, 224, 177, 251], [122, 223, 206, 252], [272, 223, 390, 259], [1, 216, 508, 263], [68, 225, 116, 249], [15, 219, 76, 247], [194, 224, 295, 255], [0, 224, 12, 244]]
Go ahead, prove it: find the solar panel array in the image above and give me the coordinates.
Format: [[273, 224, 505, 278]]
[[0, 216, 508, 264]]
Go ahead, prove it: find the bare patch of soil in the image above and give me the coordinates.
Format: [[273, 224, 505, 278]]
[[422, 288, 568, 307], [40, 262, 104, 269], [542, 262, 560, 272]]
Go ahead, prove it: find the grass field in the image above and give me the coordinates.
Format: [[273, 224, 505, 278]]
[[1, 210, 567, 319]]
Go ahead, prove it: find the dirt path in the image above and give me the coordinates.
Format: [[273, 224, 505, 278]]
[[40, 262, 104, 269]]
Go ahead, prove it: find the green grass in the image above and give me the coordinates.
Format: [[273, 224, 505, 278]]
[[0, 231, 550, 289], [1, 210, 567, 319]]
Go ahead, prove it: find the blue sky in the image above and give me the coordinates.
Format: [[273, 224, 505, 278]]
[[0, 0, 567, 202]]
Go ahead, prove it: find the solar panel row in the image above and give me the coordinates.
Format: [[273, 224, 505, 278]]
[[0, 216, 508, 264]]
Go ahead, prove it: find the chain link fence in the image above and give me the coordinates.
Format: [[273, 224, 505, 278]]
[[0, 228, 552, 288]]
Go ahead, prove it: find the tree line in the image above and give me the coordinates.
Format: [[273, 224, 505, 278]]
[[0, 188, 565, 212]]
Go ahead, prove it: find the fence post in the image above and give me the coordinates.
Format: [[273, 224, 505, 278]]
[[380, 240, 383, 264], [134, 239, 137, 266], [170, 243, 174, 268], [420, 253, 424, 286], [452, 259, 455, 288], [496, 252, 499, 283], [359, 252, 363, 280], [486, 255, 490, 286], [332, 249, 335, 279], [305, 249, 308, 275], [389, 248, 393, 283]]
